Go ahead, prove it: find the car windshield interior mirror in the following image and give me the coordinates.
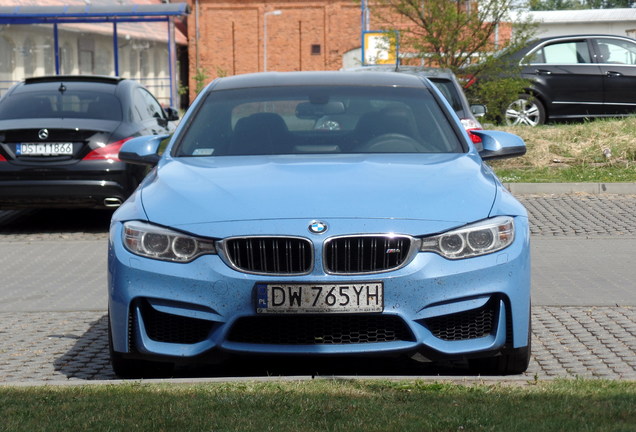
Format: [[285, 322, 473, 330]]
[[295, 101, 346, 119]]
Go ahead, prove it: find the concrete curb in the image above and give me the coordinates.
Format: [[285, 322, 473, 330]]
[[504, 182, 636, 195]]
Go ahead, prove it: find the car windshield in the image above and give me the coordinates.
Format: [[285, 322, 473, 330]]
[[0, 89, 123, 121], [175, 85, 464, 156]]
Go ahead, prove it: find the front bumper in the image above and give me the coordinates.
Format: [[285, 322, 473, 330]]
[[108, 217, 531, 363]]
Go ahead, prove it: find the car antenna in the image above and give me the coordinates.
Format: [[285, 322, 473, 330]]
[[58, 83, 66, 94]]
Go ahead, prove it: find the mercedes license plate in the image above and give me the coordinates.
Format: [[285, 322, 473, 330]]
[[16, 143, 73, 156], [256, 282, 383, 314]]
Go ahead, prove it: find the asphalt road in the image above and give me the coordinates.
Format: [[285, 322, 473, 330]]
[[0, 194, 635, 383]]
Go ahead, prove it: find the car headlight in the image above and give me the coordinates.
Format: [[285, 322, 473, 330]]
[[122, 221, 217, 262], [420, 216, 514, 259]]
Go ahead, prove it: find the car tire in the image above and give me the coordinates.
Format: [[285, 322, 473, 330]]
[[108, 313, 174, 379], [505, 94, 546, 126], [470, 316, 532, 375]]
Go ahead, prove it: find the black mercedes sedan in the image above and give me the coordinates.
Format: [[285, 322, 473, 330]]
[[0, 75, 178, 209], [503, 34, 636, 126]]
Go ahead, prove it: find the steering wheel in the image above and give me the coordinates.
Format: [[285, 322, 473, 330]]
[[355, 133, 422, 153]]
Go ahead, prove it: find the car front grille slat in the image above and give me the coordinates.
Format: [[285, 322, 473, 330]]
[[224, 235, 413, 275], [225, 237, 312, 275], [138, 302, 216, 345], [227, 315, 414, 345], [325, 235, 412, 274], [423, 300, 498, 341]]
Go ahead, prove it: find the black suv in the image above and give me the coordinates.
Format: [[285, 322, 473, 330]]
[[504, 34, 636, 126], [0, 75, 178, 208]]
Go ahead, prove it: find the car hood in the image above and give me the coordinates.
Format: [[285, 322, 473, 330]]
[[138, 153, 499, 233]]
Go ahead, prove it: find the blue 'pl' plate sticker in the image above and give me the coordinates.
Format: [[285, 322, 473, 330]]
[[256, 284, 268, 311]]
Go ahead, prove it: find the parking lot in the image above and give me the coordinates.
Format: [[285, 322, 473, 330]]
[[0, 193, 635, 383]]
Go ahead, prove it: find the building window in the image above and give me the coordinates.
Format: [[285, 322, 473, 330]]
[[130, 48, 139, 79], [311, 44, 321, 56], [140, 49, 150, 79], [23, 37, 36, 77], [60, 42, 73, 75], [44, 37, 54, 75], [153, 48, 163, 77], [0, 34, 16, 81], [95, 48, 112, 75], [79, 50, 94, 74], [78, 37, 95, 74]]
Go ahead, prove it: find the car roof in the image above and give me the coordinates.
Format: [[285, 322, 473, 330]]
[[210, 71, 429, 91], [23, 75, 126, 86], [6, 75, 130, 97], [345, 65, 456, 80], [534, 33, 636, 43]]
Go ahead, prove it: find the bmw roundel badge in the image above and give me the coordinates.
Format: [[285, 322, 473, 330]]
[[309, 220, 328, 234]]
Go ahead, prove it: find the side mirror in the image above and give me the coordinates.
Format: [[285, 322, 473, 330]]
[[470, 104, 487, 118], [473, 130, 526, 160], [119, 135, 169, 166], [164, 107, 180, 122]]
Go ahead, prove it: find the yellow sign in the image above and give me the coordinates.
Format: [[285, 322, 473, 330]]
[[363, 32, 397, 65]]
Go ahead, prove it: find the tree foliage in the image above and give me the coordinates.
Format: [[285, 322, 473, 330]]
[[371, 0, 537, 123], [371, 0, 536, 73]]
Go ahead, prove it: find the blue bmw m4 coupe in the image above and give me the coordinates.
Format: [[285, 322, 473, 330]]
[[108, 71, 531, 377]]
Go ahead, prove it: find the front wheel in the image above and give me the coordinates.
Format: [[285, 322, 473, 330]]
[[505, 94, 546, 126]]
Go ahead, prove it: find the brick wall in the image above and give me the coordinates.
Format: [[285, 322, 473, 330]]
[[187, 0, 361, 101], [186, 0, 513, 103]]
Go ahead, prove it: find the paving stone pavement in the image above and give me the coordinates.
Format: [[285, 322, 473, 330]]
[[0, 194, 635, 383], [521, 194, 636, 237], [1, 306, 634, 383], [2, 193, 636, 240]]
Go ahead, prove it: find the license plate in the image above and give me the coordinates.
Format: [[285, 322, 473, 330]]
[[256, 282, 384, 314], [16, 143, 73, 156]]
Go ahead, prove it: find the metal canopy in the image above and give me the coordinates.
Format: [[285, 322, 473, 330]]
[[0, 4, 189, 24], [0, 3, 190, 107]]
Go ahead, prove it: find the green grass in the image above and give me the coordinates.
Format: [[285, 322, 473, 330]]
[[1, 379, 635, 431], [491, 117, 636, 183], [495, 166, 636, 183]]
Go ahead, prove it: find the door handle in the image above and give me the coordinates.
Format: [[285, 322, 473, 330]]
[[606, 71, 623, 77], [535, 69, 552, 75]]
